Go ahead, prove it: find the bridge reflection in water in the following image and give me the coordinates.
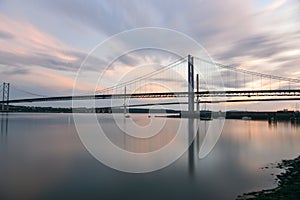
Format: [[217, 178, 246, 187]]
[[101, 113, 216, 176], [188, 117, 195, 176], [0, 113, 8, 145]]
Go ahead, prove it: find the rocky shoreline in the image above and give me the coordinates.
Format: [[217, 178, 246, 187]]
[[237, 156, 300, 199]]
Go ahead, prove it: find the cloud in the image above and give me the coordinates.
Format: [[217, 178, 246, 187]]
[[0, 12, 118, 76], [0, 14, 83, 71], [1, 65, 29, 75], [0, 30, 14, 39], [264, 0, 287, 12], [216, 32, 295, 60], [22, 0, 131, 35], [34, 68, 77, 90]]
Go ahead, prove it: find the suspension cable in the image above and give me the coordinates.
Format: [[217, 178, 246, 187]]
[[10, 84, 48, 97], [96, 56, 187, 94], [194, 56, 300, 83]]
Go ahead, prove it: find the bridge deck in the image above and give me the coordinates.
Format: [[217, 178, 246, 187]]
[[0, 89, 300, 104]]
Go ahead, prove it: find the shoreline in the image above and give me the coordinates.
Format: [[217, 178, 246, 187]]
[[2, 105, 300, 122], [237, 156, 300, 199]]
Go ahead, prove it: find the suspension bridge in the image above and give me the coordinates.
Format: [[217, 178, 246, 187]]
[[1, 55, 300, 112]]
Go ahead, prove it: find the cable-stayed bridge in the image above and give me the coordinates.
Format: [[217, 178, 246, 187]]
[[1, 55, 300, 112]]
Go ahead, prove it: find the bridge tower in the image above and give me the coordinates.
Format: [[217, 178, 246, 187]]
[[1, 82, 10, 112], [187, 55, 196, 174], [196, 74, 199, 112], [188, 55, 195, 113]]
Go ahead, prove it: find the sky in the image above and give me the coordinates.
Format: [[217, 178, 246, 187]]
[[0, 0, 299, 110]]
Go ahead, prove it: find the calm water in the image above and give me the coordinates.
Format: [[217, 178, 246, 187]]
[[0, 113, 300, 200]]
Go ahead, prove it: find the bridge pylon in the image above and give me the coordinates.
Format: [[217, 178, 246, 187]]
[[1, 82, 10, 112], [196, 74, 199, 112], [188, 55, 195, 113]]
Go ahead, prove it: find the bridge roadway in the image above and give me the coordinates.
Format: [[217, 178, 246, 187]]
[[1, 89, 300, 104]]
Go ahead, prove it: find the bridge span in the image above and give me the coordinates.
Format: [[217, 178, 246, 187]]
[[1, 89, 300, 104], [1, 55, 300, 111]]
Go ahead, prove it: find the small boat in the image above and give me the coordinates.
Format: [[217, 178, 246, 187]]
[[242, 116, 252, 120]]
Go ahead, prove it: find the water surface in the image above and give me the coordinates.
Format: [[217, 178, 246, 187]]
[[0, 113, 300, 200]]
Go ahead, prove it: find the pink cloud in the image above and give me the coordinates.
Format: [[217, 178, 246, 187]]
[[0, 13, 76, 61], [0, 13, 91, 94]]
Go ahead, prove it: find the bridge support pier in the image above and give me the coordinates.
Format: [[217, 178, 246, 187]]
[[1, 82, 10, 112]]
